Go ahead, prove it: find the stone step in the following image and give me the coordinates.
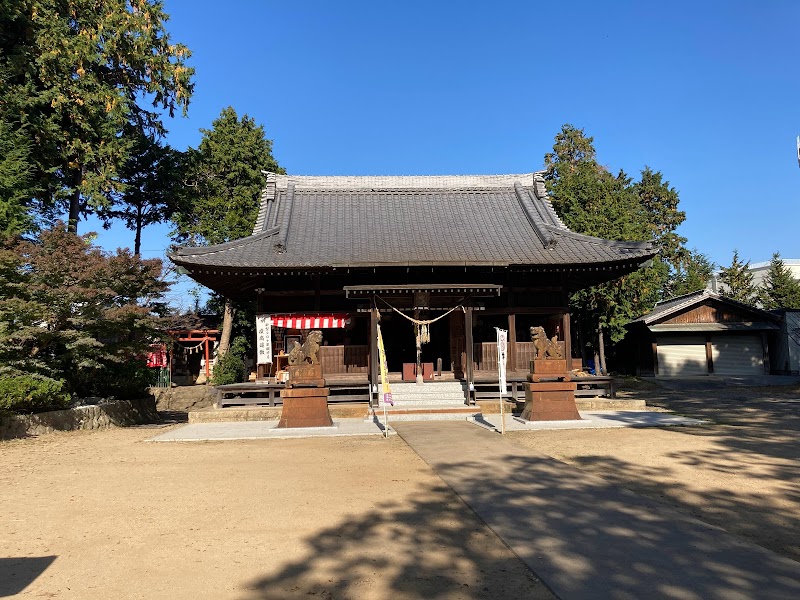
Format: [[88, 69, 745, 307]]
[[379, 400, 467, 410], [368, 405, 481, 422], [381, 393, 467, 404], [389, 383, 467, 394]]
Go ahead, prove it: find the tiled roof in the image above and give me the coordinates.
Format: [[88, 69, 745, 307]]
[[171, 172, 655, 270]]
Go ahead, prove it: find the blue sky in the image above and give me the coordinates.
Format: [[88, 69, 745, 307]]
[[86, 0, 800, 306]]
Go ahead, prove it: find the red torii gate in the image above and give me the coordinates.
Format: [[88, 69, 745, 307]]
[[168, 329, 220, 380]]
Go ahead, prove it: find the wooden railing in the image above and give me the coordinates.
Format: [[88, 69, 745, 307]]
[[473, 341, 564, 372]]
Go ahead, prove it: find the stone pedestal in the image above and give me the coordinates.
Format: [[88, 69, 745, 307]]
[[529, 359, 570, 381], [286, 364, 325, 388], [277, 387, 333, 428], [520, 381, 580, 421]]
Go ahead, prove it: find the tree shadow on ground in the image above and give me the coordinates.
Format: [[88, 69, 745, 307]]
[[241, 482, 554, 600], [569, 385, 800, 561], [0, 556, 57, 597], [568, 452, 800, 561], [244, 419, 800, 600], [422, 441, 800, 599], [645, 387, 800, 475]]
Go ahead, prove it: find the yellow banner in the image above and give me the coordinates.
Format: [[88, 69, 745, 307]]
[[376, 323, 391, 399]]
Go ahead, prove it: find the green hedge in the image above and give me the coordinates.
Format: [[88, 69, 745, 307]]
[[0, 375, 72, 414]]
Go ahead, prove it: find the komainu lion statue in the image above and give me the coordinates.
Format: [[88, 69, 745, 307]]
[[288, 330, 323, 365], [530, 326, 564, 360]]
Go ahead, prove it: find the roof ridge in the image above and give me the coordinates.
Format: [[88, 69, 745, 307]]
[[263, 172, 538, 190]]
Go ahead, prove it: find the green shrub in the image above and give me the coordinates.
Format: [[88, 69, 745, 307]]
[[90, 360, 158, 400], [212, 351, 245, 385], [0, 375, 72, 414]]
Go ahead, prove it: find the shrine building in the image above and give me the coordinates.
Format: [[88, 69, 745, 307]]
[[170, 172, 656, 404]]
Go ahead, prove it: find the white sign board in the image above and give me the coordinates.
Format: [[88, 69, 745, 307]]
[[496, 328, 508, 394], [256, 314, 273, 364]]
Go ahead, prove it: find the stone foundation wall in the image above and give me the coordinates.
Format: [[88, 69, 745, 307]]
[[0, 397, 160, 440]]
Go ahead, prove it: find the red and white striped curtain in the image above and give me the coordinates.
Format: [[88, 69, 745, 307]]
[[268, 314, 349, 329]]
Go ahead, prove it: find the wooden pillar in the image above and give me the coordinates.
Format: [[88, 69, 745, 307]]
[[369, 306, 379, 405], [464, 307, 474, 403], [705, 335, 714, 374], [652, 340, 659, 375], [204, 337, 210, 378], [562, 312, 572, 371], [508, 313, 517, 372], [414, 309, 423, 384], [761, 331, 770, 374]]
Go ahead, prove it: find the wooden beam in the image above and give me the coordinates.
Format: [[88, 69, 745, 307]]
[[508, 313, 517, 371], [705, 335, 714, 374], [562, 312, 572, 371], [480, 307, 567, 315]]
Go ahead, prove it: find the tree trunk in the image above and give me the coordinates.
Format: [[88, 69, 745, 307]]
[[578, 319, 589, 369], [598, 322, 607, 375], [134, 205, 143, 256], [217, 297, 235, 356], [68, 170, 82, 233]]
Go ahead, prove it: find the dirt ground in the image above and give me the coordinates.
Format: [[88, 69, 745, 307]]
[[0, 427, 553, 600], [2, 382, 799, 599]]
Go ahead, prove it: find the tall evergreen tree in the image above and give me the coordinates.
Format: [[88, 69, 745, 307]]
[[0, 120, 36, 242], [668, 249, 714, 297], [172, 107, 284, 355], [632, 167, 686, 262], [545, 126, 655, 343], [718, 249, 757, 305], [99, 130, 183, 255], [0, 0, 194, 232], [758, 253, 800, 309], [543, 124, 701, 370]]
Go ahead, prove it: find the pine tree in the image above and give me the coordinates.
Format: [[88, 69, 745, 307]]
[[758, 253, 800, 309], [718, 250, 757, 305]]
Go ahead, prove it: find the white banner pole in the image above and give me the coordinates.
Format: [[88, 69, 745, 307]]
[[496, 328, 508, 435]]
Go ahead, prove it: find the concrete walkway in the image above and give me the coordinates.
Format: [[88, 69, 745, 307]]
[[473, 410, 707, 432], [392, 421, 800, 600], [149, 417, 390, 441]]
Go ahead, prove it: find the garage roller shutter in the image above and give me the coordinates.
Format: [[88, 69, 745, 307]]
[[711, 335, 764, 376], [657, 336, 707, 376]]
